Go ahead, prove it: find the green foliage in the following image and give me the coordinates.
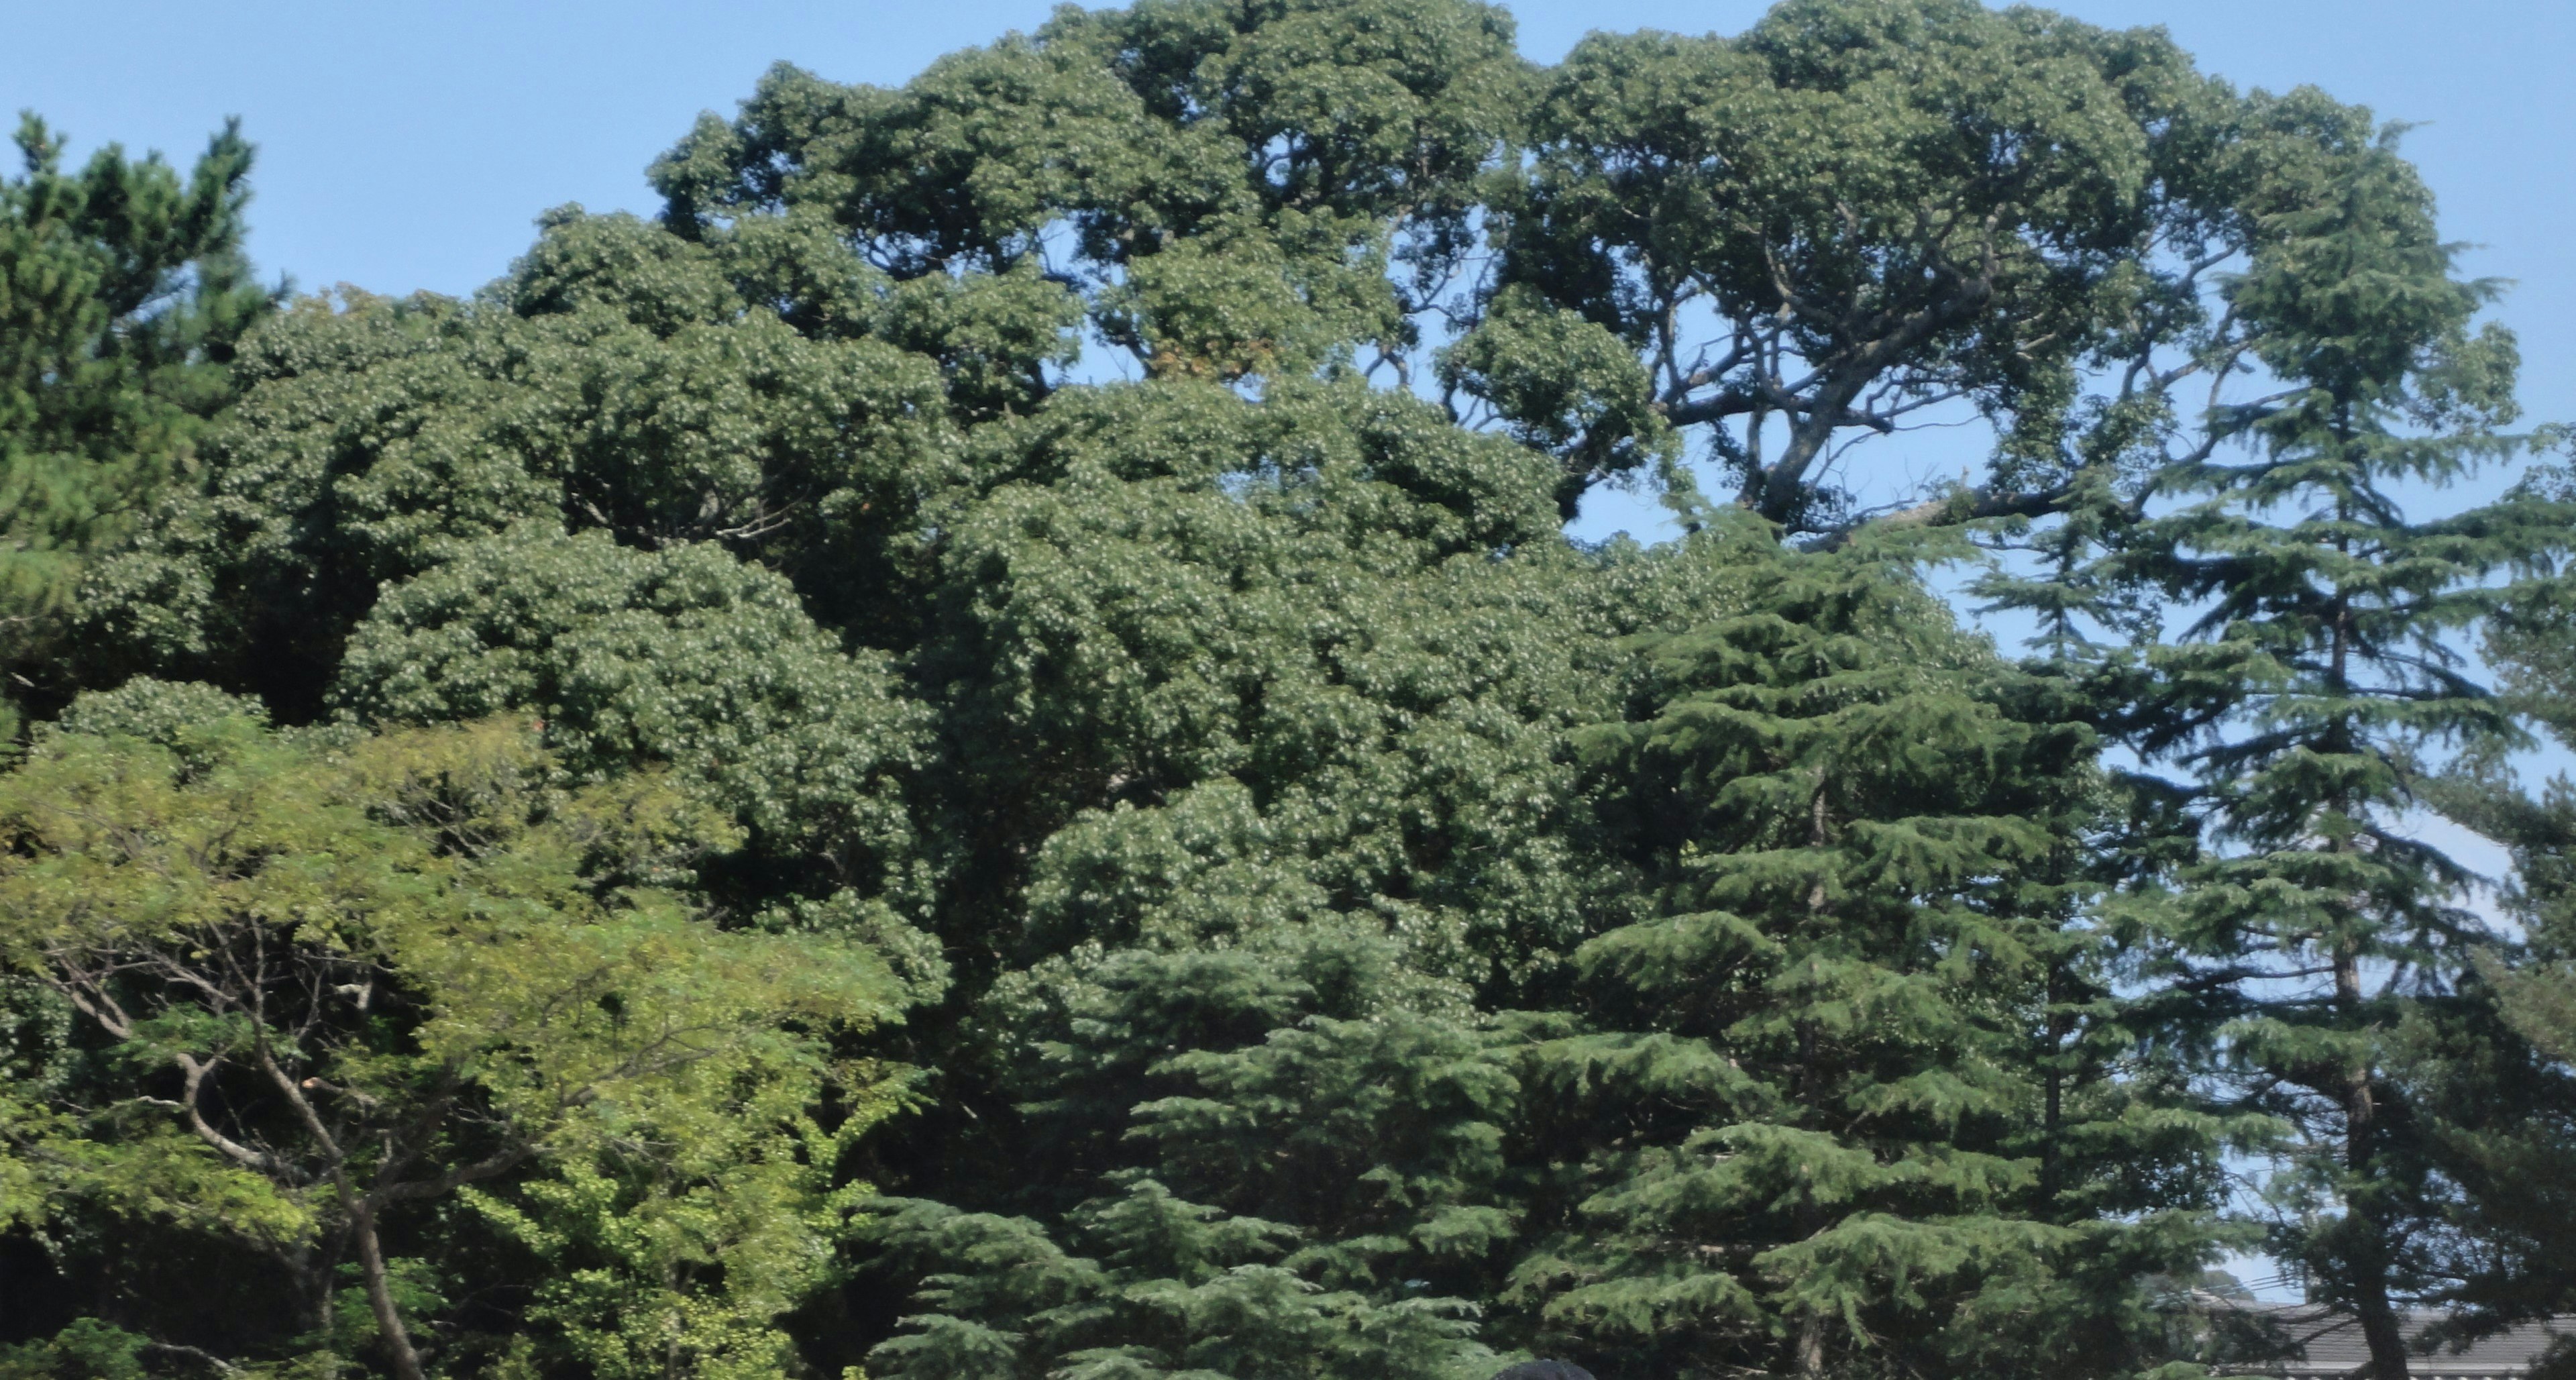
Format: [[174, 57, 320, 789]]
[[1, 113, 272, 733], [1486, 0, 2231, 528], [0, 714, 910, 1378], [1509, 543, 2233, 1380], [2404, 516, 2576, 1342], [78, 210, 957, 707], [2090, 109, 2559, 1379], [19, 3, 2575, 1377], [649, 0, 1525, 382], [0, 1318, 150, 1380], [863, 379, 1752, 1376], [915, 377, 1649, 969], [1438, 286, 1676, 517], [868, 926, 1520, 1377], [336, 524, 930, 903], [867, 1182, 1497, 1380]]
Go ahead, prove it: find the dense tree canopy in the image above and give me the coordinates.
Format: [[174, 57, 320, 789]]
[[5, 1, 2572, 1377]]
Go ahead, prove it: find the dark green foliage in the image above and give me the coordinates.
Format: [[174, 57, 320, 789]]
[[1509, 541, 2232, 1380], [867, 931, 1515, 1379], [78, 213, 957, 708], [1437, 286, 1676, 517], [857, 380, 1757, 1377], [1481, 0, 2231, 530], [1, 113, 272, 732], [335, 524, 930, 905], [912, 377, 1648, 975], [649, 0, 1526, 384], [2406, 517, 2576, 1347]]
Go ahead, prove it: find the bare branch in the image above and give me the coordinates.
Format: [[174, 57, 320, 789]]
[[167, 1053, 292, 1178], [142, 1342, 243, 1377], [370, 1143, 541, 1206]]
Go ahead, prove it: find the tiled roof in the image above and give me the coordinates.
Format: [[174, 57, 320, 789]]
[[2261, 1308, 2571, 1379]]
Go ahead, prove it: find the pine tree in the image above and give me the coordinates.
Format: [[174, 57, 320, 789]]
[[2107, 115, 2556, 1380], [0, 114, 272, 732], [1511, 536, 2233, 1380], [2403, 507, 2576, 1349], [863, 931, 1514, 1379]]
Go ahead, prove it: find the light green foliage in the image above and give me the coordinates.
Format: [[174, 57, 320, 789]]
[[44, 673, 269, 744], [0, 712, 908, 1378], [1, 113, 271, 732]]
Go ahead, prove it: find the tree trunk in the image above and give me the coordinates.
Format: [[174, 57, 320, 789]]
[[2353, 1276, 2411, 1380], [350, 1199, 429, 1380], [2337, 943, 2409, 1380]]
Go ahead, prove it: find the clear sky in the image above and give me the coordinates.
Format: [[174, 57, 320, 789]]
[[14, 0, 2566, 1302]]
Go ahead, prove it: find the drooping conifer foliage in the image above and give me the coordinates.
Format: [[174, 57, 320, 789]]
[[2081, 116, 2563, 1380], [1508, 541, 2235, 1380], [5, 1, 2571, 1377], [2407, 462, 2576, 1361]]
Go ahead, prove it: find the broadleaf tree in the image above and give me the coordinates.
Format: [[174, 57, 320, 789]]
[[0, 704, 910, 1379]]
